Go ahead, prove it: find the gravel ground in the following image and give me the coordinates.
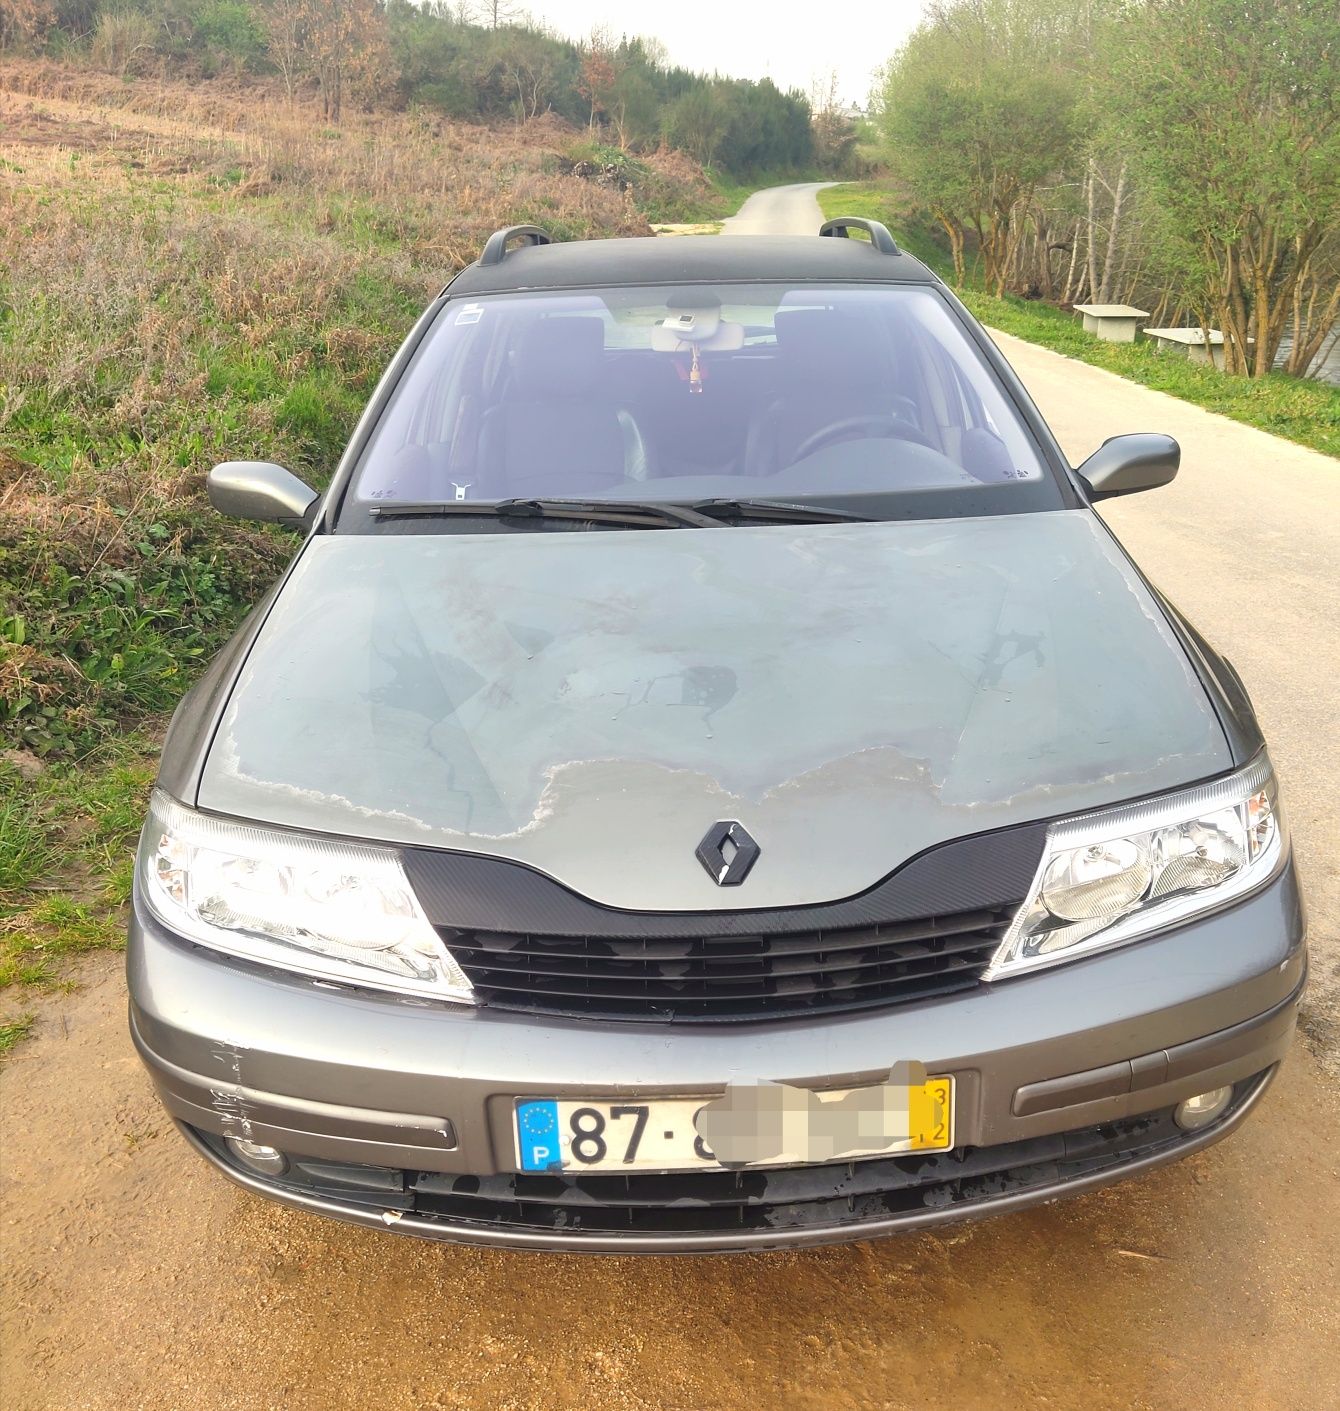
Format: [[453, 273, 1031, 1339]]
[[2, 962, 1337, 1411]]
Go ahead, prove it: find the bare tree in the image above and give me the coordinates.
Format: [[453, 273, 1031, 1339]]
[[262, 0, 305, 105], [578, 27, 618, 133], [462, 0, 522, 28], [810, 70, 858, 174]]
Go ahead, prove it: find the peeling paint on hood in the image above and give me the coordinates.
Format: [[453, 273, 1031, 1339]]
[[197, 511, 1229, 911]]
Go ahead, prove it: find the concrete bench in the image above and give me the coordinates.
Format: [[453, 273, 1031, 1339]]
[[1144, 327, 1228, 369], [1073, 304, 1150, 343]]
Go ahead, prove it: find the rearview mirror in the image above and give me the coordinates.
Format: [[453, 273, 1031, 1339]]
[[1075, 434, 1179, 501], [207, 461, 319, 528]]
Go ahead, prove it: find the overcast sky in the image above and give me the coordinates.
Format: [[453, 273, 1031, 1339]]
[[517, 1, 930, 105]]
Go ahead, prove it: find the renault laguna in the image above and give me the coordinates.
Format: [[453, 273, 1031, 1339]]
[[128, 221, 1306, 1251]]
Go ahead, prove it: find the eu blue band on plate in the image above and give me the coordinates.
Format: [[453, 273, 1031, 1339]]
[[517, 1100, 563, 1171]]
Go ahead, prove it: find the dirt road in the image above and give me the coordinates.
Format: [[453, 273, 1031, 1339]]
[[4, 191, 1339, 1410], [4, 962, 1338, 1411]]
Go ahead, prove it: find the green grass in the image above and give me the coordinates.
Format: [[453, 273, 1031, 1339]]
[[1, 184, 410, 758], [819, 183, 1340, 459], [0, 1015, 35, 1060], [0, 771, 54, 893], [0, 745, 155, 991], [0, 69, 746, 1054]]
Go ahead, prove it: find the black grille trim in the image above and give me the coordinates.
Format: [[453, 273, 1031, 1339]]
[[398, 1101, 1222, 1234], [440, 905, 1016, 1022], [403, 820, 1047, 939]]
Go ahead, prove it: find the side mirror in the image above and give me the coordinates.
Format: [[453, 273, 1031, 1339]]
[[1076, 434, 1179, 501], [207, 461, 319, 528]]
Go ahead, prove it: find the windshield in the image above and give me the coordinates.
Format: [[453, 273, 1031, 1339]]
[[341, 283, 1061, 525]]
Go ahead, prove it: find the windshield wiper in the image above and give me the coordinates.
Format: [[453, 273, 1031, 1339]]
[[367, 496, 871, 529], [689, 498, 872, 524], [368, 498, 721, 529]]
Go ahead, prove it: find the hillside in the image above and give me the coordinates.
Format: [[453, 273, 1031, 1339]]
[[0, 61, 719, 1020]]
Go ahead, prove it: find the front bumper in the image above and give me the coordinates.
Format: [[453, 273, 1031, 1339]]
[[129, 859, 1306, 1251]]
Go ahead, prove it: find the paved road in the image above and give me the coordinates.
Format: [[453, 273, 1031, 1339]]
[[721, 181, 835, 236], [727, 178, 1339, 1049], [4, 185, 1339, 1411], [992, 333, 1340, 1054]]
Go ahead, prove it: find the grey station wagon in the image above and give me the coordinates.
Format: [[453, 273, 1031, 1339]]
[[129, 220, 1306, 1251]]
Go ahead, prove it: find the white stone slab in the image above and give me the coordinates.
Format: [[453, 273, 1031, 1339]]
[[1073, 304, 1151, 343], [1073, 305, 1151, 318], [1145, 327, 1226, 368]]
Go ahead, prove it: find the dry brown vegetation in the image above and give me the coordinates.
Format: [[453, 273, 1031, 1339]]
[[0, 60, 709, 754], [0, 58, 666, 252], [0, 59, 715, 1004]]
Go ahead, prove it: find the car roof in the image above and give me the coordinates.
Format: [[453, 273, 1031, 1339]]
[[445, 234, 939, 297]]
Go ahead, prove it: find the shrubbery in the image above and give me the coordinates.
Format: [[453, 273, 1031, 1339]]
[[0, 70, 656, 757], [8, 0, 817, 180]]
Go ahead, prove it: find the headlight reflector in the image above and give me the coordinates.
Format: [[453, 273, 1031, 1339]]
[[987, 756, 1284, 979], [1039, 837, 1152, 922], [137, 790, 473, 1002]]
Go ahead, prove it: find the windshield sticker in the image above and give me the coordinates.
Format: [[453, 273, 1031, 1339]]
[[454, 304, 485, 325]]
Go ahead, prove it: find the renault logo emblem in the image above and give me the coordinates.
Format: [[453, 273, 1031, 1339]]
[[696, 820, 760, 886]]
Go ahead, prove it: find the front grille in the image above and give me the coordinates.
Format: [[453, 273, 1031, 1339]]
[[439, 904, 1018, 1022]]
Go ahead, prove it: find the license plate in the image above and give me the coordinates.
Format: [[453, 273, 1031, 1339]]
[[514, 1076, 953, 1173]]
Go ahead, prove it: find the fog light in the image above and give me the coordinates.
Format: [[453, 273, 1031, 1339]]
[[224, 1135, 289, 1176], [1174, 1086, 1233, 1132]]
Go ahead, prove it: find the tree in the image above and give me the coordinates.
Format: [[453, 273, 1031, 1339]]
[[577, 27, 618, 131], [0, 0, 48, 51], [608, 36, 665, 149], [293, 0, 393, 122], [466, 0, 520, 29], [261, 0, 305, 103], [662, 86, 730, 168], [193, 1, 267, 70], [500, 27, 563, 123], [810, 71, 858, 175], [877, 0, 1087, 293], [1107, 0, 1340, 376]]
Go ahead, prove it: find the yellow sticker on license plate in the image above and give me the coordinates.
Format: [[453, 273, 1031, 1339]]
[[906, 1075, 954, 1151], [515, 1075, 955, 1173]]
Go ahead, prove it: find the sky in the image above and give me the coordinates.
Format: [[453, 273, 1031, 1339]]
[[515, 1, 930, 106]]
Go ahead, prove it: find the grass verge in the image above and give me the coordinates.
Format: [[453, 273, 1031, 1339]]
[[0, 66, 742, 1043], [819, 182, 1339, 459], [0, 742, 156, 995]]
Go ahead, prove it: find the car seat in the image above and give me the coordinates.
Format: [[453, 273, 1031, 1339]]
[[478, 317, 650, 497]]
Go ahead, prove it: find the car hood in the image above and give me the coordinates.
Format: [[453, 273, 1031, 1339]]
[[197, 511, 1230, 911]]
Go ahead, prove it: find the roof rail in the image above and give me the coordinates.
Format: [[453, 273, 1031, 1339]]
[[478, 225, 554, 267], [818, 217, 902, 256]]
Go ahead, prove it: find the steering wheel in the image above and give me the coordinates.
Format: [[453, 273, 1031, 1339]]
[[791, 413, 937, 463]]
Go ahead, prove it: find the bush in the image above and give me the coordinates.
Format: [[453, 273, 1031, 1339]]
[[0, 63, 672, 756], [193, 0, 265, 71], [89, 9, 157, 76]]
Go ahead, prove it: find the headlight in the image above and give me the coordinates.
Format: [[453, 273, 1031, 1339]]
[[136, 790, 474, 1003], [986, 755, 1286, 980]]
